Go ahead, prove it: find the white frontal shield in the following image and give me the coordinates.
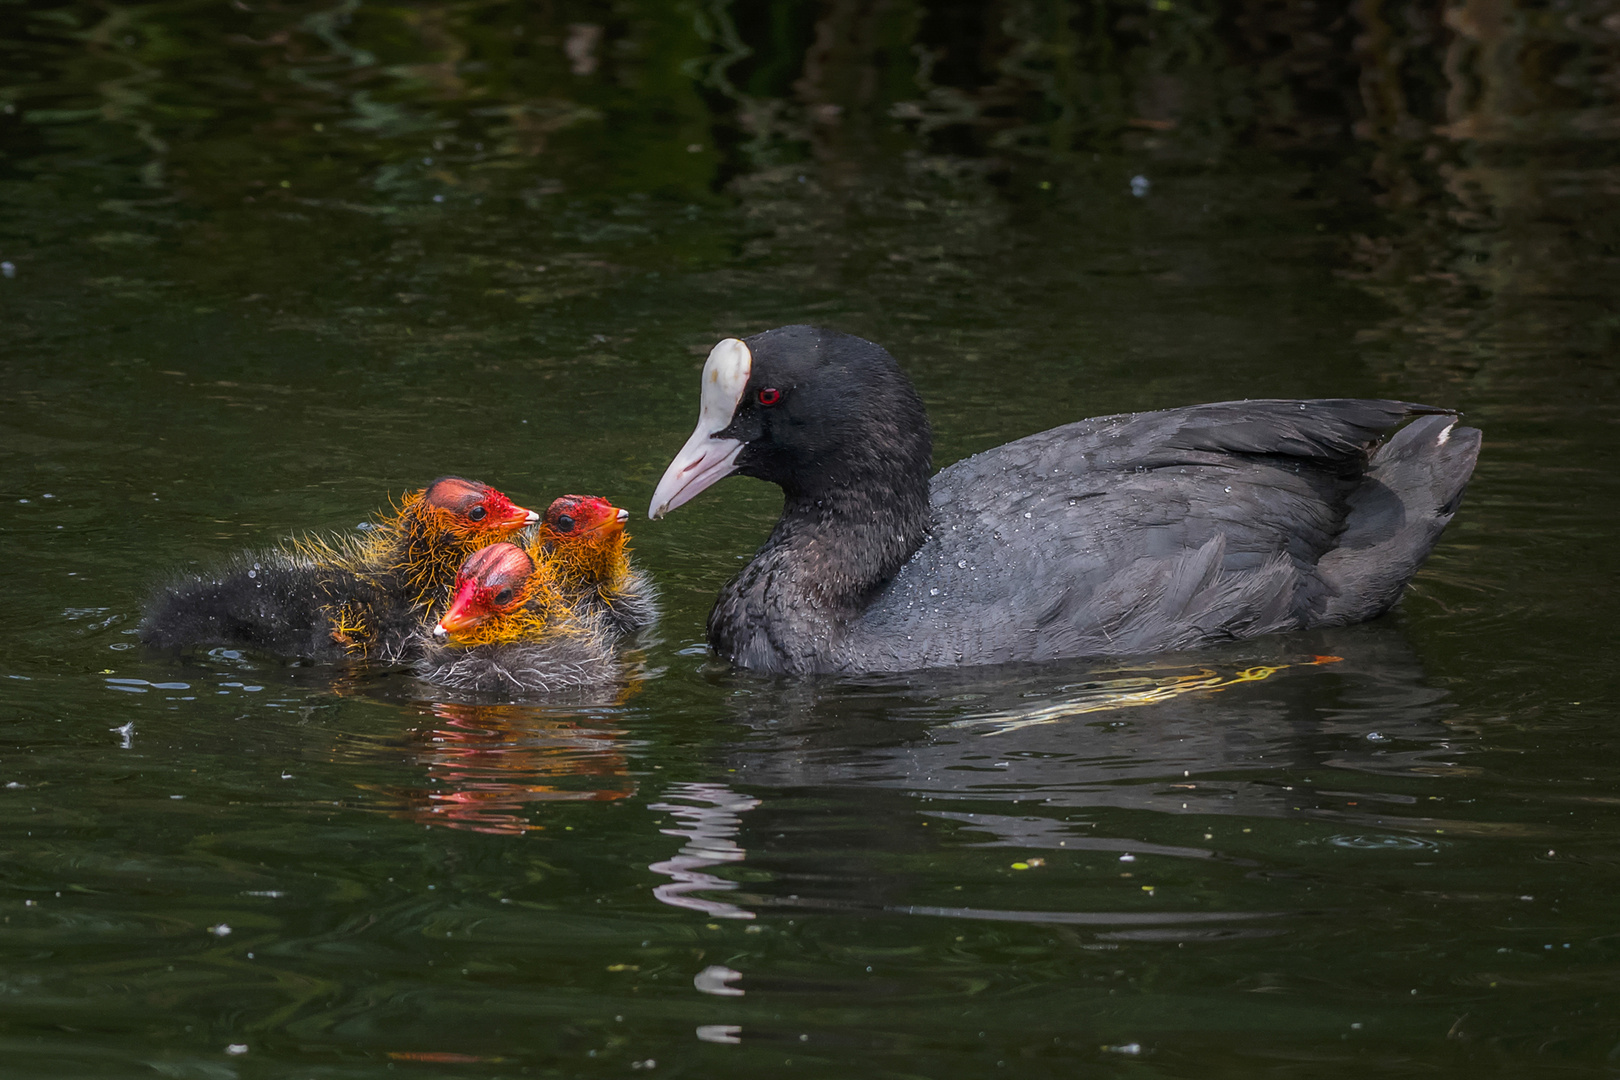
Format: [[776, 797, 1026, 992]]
[[648, 338, 752, 519]]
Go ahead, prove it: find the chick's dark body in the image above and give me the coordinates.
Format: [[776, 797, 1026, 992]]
[[138, 552, 418, 663], [137, 478, 534, 664]]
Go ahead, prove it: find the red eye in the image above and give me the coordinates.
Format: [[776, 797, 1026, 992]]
[[756, 387, 782, 406]]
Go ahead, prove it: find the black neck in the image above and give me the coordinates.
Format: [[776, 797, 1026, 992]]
[[707, 466, 931, 672], [775, 481, 930, 608]]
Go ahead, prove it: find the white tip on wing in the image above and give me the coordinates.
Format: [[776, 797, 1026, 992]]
[[648, 338, 752, 519]]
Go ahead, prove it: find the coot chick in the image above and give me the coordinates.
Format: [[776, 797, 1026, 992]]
[[531, 495, 659, 636], [649, 326, 1482, 675], [309, 476, 539, 610], [139, 477, 537, 661], [417, 542, 619, 693]]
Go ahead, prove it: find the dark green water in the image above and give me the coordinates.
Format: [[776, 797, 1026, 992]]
[[3, 2, 1619, 1076]]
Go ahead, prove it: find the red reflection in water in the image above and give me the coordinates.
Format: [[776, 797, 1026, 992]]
[[382, 701, 634, 835]]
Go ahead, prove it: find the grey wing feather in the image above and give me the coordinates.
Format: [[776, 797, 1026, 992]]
[[839, 400, 1476, 672]]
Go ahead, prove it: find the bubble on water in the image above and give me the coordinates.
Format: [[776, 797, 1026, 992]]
[[1, 261, 14, 278], [1129, 175, 1150, 197], [1326, 834, 1439, 851]]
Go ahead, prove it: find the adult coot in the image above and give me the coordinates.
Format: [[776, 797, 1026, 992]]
[[649, 326, 1481, 675]]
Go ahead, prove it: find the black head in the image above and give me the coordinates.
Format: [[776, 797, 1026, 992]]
[[649, 326, 932, 515]]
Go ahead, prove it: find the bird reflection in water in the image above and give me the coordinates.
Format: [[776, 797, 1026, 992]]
[[627, 627, 1473, 941], [381, 701, 635, 835], [648, 783, 760, 920], [719, 615, 1470, 841]]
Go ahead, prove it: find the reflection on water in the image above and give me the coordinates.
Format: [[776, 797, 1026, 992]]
[[721, 625, 1461, 815], [649, 782, 760, 920], [369, 702, 635, 835], [651, 626, 1480, 928], [942, 654, 1344, 735]]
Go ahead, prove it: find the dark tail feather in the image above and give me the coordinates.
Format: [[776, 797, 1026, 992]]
[[1315, 414, 1482, 622], [1165, 399, 1453, 464]]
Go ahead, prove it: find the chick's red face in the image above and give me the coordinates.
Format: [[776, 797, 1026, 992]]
[[424, 477, 538, 536], [433, 543, 533, 640], [544, 495, 628, 539]]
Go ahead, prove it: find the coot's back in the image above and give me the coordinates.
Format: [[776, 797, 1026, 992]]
[[836, 400, 1481, 672]]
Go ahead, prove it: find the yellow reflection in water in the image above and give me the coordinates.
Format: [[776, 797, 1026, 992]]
[[947, 656, 1343, 735]]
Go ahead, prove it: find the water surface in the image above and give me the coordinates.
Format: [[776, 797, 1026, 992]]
[[2, 3, 1619, 1076]]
